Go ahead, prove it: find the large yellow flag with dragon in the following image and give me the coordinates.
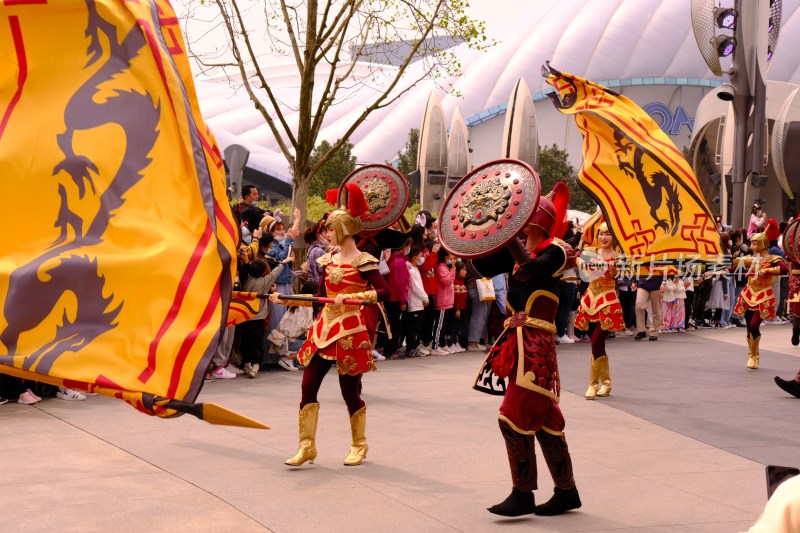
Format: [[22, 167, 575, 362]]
[[543, 63, 722, 264], [0, 0, 265, 427]]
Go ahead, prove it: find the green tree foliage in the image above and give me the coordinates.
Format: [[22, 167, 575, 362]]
[[395, 128, 419, 176], [538, 144, 596, 213], [391, 128, 419, 200], [308, 139, 357, 198]]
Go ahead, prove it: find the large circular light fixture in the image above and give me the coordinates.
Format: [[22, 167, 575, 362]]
[[714, 7, 737, 29], [714, 35, 736, 57]]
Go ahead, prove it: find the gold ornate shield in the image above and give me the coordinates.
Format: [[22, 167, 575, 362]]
[[437, 159, 541, 258], [341, 164, 410, 232]]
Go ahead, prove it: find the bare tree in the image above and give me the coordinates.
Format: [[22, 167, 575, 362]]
[[178, 0, 490, 239]]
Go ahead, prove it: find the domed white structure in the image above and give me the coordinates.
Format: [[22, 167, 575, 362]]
[[186, 0, 800, 202]]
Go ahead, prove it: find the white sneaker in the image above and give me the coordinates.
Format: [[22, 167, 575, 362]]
[[56, 388, 86, 401], [211, 366, 237, 379], [416, 345, 431, 356], [18, 390, 40, 405], [371, 349, 386, 361], [557, 335, 575, 344], [278, 356, 299, 371], [429, 347, 448, 356], [225, 364, 244, 375]]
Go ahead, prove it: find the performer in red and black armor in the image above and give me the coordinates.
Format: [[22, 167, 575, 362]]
[[788, 255, 800, 347], [270, 184, 389, 466], [575, 222, 626, 399], [472, 185, 582, 518], [730, 232, 788, 369]]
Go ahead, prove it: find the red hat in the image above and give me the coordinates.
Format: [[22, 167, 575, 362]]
[[765, 218, 780, 242], [529, 182, 569, 238]]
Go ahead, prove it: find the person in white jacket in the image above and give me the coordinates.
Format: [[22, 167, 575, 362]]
[[404, 245, 430, 357]]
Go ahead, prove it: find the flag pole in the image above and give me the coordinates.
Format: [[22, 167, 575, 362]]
[[255, 294, 375, 306]]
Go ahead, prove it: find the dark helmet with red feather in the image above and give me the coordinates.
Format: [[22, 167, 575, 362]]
[[528, 182, 569, 238]]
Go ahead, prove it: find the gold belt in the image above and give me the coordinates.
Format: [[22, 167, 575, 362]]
[[503, 316, 557, 335], [792, 269, 800, 275]]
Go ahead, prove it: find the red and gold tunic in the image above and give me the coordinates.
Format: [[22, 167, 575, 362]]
[[575, 252, 625, 331], [472, 239, 568, 435], [732, 255, 789, 319], [297, 252, 389, 375], [789, 260, 800, 318]]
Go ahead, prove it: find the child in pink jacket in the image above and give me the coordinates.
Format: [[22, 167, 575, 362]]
[[431, 248, 456, 355]]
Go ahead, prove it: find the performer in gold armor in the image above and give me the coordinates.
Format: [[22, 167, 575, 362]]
[[730, 232, 788, 369], [270, 184, 389, 466], [574, 223, 626, 399]]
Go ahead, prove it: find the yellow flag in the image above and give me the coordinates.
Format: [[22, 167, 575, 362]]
[[0, 0, 242, 420], [228, 291, 266, 327], [543, 64, 722, 263]]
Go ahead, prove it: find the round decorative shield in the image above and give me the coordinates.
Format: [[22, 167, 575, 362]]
[[437, 159, 541, 259], [784, 218, 800, 264], [341, 164, 409, 232]]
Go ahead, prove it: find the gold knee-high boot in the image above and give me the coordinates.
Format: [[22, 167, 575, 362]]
[[344, 404, 368, 466], [286, 403, 319, 466], [596, 355, 612, 397], [746, 334, 761, 369], [584, 357, 599, 399]]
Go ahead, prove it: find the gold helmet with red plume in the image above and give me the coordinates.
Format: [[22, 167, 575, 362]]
[[325, 183, 369, 243]]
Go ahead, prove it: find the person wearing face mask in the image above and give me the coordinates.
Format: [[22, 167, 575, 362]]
[[264, 208, 301, 343], [304, 215, 331, 286], [404, 245, 430, 357], [381, 239, 411, 359], [238, 185, 265, 234], [449, 261, 468, 352], [431, 248, 456, 355]]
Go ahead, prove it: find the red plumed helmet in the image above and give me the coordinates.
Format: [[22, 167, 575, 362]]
[[325, 188, 339, 206], [529, 182, 569, 238], [326, 184, 369, 218], [343, 183, 368, 218], [765, 218, 780, 242], [529, 196, 557, 237]]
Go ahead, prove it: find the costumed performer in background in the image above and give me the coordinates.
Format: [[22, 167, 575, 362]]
[[270, 184, 389, 466], [730, 232, 788, 369], [574, 222, 626, 399], [473, 183, 582, 518]]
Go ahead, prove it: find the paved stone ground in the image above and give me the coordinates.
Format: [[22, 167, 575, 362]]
[[1, 325, 798, 532]]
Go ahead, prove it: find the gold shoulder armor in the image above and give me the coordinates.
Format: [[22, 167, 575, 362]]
[[549, 238, 568, 278], [317, 252, 334, 267], [352, 252, 379, 272]]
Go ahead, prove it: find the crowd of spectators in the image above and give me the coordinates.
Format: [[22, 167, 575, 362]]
[[3, 190, 793, 404]]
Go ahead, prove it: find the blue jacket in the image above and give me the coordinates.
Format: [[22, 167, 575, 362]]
[[268, 238, 294, 285]]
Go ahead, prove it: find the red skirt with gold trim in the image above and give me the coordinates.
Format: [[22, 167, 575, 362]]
[[575, 293, 625, 332], [734, 286, 776, 320]]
